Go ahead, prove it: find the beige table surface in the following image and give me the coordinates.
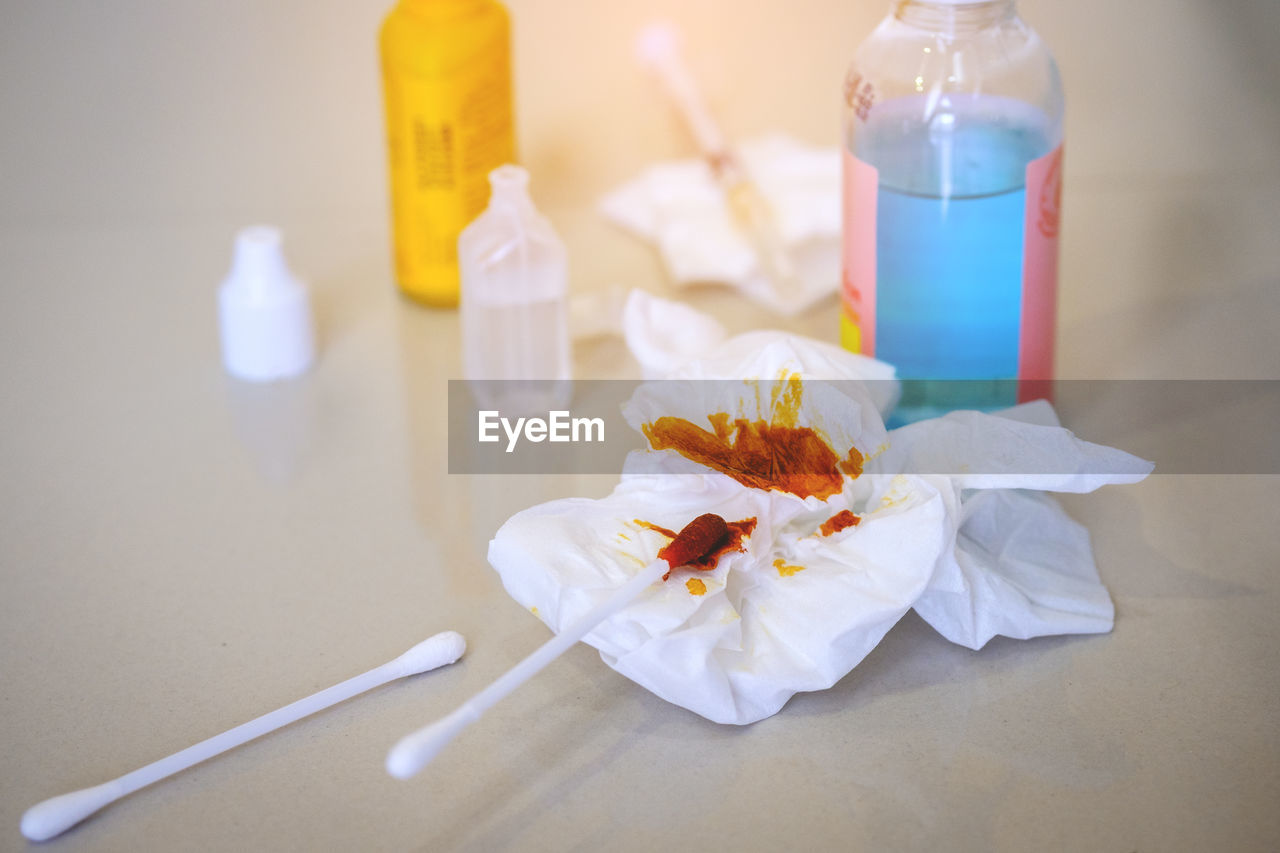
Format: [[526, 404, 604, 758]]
[[2, 1, 1278, 851]]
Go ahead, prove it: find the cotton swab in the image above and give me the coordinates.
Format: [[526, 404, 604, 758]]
[[386, 559, 668, 778], [387, 514, 732, 779], [21, 631, 466, 842], [635, 21, 800, 299]]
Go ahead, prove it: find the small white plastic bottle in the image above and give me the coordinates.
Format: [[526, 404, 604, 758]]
[[459, 165, 571, 414]]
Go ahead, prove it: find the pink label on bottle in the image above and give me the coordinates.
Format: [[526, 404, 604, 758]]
[[841, 149, 879, 356], [1018, 144, 1063, 401]]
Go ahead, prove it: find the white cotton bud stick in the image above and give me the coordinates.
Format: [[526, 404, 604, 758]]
[[635, 22, 726, 160], [634, 21, 799, 296], [21, 632, 466, 842], [387, 559, 672, 779]]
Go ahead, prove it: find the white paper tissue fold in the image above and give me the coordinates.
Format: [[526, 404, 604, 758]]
[[487, 333, 1153, 723], [601, 135, 841, 315]]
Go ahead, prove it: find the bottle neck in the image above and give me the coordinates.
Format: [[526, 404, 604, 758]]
[[487, 164, 536, 216], [893, 0, 1016, 34]]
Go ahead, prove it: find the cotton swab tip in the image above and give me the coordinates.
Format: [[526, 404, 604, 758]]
[[21, 783, 118, 842], [386, 707, 476, 780], [392, 631, 467, 677], [635, 21, 679, 65]]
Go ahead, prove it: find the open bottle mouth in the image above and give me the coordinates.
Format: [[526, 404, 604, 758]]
[[488, 163, 530, 197], [893, 0, 1017, 34]]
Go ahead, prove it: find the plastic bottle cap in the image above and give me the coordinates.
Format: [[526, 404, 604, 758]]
[[218, 226, 316, 382]]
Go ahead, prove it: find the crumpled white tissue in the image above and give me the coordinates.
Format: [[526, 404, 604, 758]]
[[662, 327, 900, 417], [621, 338, 889, 475], [492, 471, 949, 725], [620, 294, 900, 414], [621, 289, 728, 379], [865, 400, 1154, 649], [601, 134, 840, 315], [487, 333, 1154, 724]]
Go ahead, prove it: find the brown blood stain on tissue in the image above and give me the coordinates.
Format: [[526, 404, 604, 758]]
[[640, 378, 863, 500], [638, 514, 758, 580], [819, 510, 861, 536]]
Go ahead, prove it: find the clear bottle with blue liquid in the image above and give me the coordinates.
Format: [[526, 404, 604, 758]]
[[840, 0, 1064, 424]]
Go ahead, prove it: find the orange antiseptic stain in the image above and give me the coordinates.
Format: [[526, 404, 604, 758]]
[[640, 514, 758, 580], [769, 375, 804, 427], [634, 519, 678, 539], [685, 578, 707, 596], [819, 510, 861, 536], [773, 558, 805, 578], [642, 416, 862, 500]]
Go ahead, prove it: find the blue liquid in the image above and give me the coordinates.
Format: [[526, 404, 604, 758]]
[[854, 96, 1056, 422], [876, 186, 1024, 380]]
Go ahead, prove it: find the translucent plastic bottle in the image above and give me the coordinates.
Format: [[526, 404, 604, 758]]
[[380, 0, 515, 307], [840, 0, 1063, 423], [460, 165, 571, 413]]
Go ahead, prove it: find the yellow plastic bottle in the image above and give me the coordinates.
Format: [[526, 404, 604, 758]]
[[380, 0, 515, 307]]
